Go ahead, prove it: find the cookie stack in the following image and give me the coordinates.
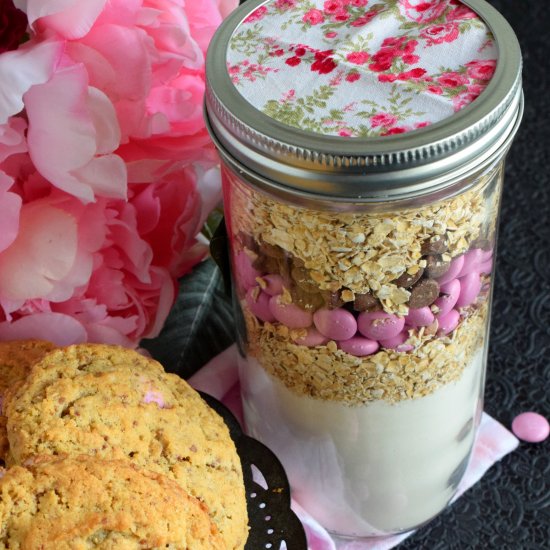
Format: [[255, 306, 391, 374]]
[[0, 341, 249, 549]]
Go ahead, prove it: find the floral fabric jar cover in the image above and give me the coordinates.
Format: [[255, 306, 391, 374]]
[[227, 0, 497, 136]]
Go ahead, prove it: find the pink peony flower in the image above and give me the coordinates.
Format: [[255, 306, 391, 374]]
[[0, 0, 239, 347], [466, 59, 497, 81]]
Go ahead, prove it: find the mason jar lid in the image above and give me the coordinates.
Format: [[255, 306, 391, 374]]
[[205, 0, 523, 204]]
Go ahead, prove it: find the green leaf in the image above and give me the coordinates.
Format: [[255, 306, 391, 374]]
[[140, 259, 235, 378], [201, 207, 224, 241]]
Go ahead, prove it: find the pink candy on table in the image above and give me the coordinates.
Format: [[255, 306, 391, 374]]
[[436, 309, 460, 336], [313, 308, 357, 341], [261, 274, 285, 296], [456, 271, 482, 308], [357, 311, 405, 341], [269, 295, 313, 329], [292, 327, 329, 347], [436, 254, 465, 285], [405, 306, 435, 327], [245, 288, 275, 323], [338, 336, 379, 357], [512, 412, 550, 443], [235, 250, 260, 290], [433, 278, 461, 316]]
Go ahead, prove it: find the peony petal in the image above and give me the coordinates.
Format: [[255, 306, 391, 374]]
[[25, 64, 127, 202], [183, 0, 224, 54], [19, 0, 107, 39], [87, 87, 121, 154], [0, 312, 87, 345], [0, 202, 77, 300], [0, 40, 63, 124], [215, 0, 239, 19], [85, 323, 135, 347], [0, 171, 22, 253], [141, 2, 204, 70], [139, 266, 175, 339], [0, 118, 28, 163]]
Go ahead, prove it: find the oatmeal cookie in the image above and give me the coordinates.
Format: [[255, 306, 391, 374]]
[[0, 340, 56, 466], [0, 455, 224, 549], [6, 344, 248, 550]]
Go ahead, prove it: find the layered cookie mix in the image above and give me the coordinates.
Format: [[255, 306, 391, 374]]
[[225, 162, 501, 535]]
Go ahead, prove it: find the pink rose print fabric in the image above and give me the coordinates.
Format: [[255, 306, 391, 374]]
[[227, 0, 497, 137]]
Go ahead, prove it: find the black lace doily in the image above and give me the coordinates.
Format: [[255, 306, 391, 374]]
[[200, 393, 307, 550]]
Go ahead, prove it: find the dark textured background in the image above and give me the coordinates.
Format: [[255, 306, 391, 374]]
[[144, 1, 550, 547]]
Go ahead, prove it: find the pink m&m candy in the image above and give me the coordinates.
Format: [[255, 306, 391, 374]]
[[433, 279, 461, 316], [456, 272, 482, 308], [436, 255, 465, 285], [357, 311, 405, 341], [245, 288, 275, 323], [480, 248, 493, 262], [313, 308, 357, 341], [512, 412, 550, 443], [292, 327, 329, 347], [262, 274, 285, 296], [479, 257, 493, 275], [458, 248, 483, 278], [338, 337, 379, 357], [269, 295, 312, 329], [405, 306, 435, 327], [436, 309, 460, 336], [380, 330, 414, 352], [235, 250, 261, 290]]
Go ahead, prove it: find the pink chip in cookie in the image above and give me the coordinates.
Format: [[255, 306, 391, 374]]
[[143, 390, 166, 408]]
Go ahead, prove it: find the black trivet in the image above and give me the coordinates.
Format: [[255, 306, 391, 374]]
[[200, 393, 308, 550]]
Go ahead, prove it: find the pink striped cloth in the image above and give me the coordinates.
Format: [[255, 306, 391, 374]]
[[189, 345, 519, 550]]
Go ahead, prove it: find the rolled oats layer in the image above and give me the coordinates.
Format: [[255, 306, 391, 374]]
[[244, 303, 487, 405]]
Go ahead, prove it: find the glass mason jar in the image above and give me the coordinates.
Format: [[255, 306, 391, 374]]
[[206, 0, 523, 538]]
